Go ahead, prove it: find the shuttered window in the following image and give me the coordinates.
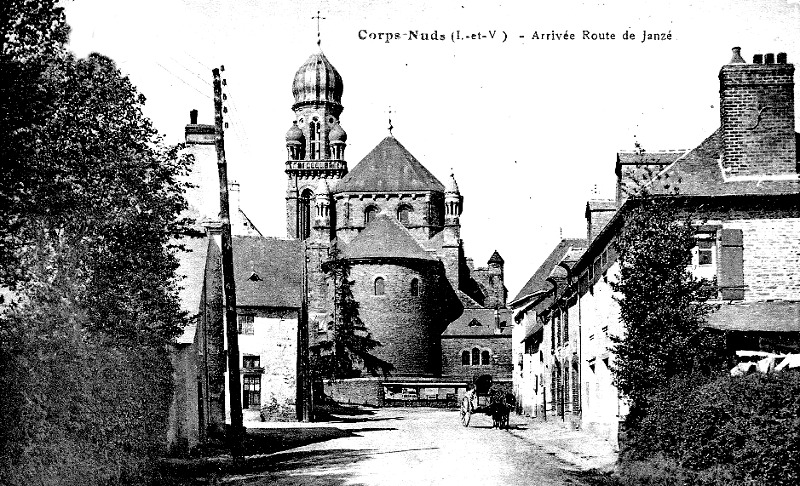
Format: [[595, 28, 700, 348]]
[[717, 228, 744, 300]]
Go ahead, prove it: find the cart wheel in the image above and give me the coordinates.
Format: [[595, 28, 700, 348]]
[[460, 397, 471, 427]]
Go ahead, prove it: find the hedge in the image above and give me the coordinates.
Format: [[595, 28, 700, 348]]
[[621, 370, 800, 485]]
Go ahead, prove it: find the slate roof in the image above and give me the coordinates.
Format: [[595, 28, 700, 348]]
[[511, 238, 587, 305], [647, 130, 800, 197], [336, 136, 445, 193], [233, 236, 303, 308], [441, 307, 513, 337], [488, 250, 504, 265], [704, 301, 800, 333], [342, 214, 436, 261]]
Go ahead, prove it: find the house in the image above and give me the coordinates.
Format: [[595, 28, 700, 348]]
[[513, 47, 800, 446]]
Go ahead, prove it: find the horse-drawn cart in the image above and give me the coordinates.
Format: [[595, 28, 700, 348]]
[[459, 376, 514, 429]]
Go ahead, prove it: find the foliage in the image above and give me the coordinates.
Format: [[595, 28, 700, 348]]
[[620, 371, 800, 486], [310, 246, 394, 383], [0, 2, 192, 484], [610, 196, 727, 414]]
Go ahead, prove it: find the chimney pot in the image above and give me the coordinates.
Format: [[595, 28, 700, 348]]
[[190, 109, 198, 124], [753, 54, 763, 64], [765, 53, 775, 64], [777, 52, 787, 64], [730, 47, 745, 63]]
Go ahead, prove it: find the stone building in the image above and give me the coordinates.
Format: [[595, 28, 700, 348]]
[[288, 49, 512, 405], [169, 45, 513, 448], [511, 47, 800, 446]]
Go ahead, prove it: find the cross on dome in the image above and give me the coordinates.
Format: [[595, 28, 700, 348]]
[[312, 10, 326, 47]]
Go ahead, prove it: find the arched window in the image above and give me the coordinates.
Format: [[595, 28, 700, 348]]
[[365, 206, 378, 224], [461, 350, 470, 366], [309, 118, 321, 160], [299, 188, 313, 240], [397, 204, 411, 225], [410, 278, 419, 296], [471, 348, 480, 366], [481, 350, 490, 366], [374, 277, 385, 296]]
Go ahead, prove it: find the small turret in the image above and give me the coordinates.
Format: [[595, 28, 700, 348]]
[[444, 172, 463, 227], [329, 122, 347, 159], [286, 121, 305, 160]]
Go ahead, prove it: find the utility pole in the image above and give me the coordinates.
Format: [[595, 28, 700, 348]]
[[298, 242, 313, 422], [213, 66, 244, 461]]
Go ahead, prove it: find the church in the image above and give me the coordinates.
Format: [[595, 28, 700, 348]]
[[169, 45, 512, 446]]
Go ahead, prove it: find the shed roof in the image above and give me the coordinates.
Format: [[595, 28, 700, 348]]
[[704, 301, 800, 333]]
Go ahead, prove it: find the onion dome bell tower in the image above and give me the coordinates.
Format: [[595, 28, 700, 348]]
[[285, 49, 348, 239]]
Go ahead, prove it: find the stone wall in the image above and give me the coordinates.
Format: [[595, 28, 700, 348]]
[[348, 262, 443, 376], [441, 336, 513, 381], [234, 310, 299, 422]]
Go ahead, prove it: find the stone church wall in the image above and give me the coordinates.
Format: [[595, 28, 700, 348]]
[[441, 336, 513, 382], [349, 262, 442, 376]]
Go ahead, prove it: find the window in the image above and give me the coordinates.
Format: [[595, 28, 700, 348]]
[[365, 206, 378, 224], [410, 278, 419, 296], [563, 309, 569, 344], [698, 239, 714, 265], [593, 258, 602, 281], [572, 365, 580, 415], [471, 348, 480, 365], [238, 315, 254, 335], [299, 188, 313, 240], [309, 119, 321, 160], [717, 228, 744, 300], [481, 350, 490, 365], [555, 312, 561, 346], [242, 355, 260, 369], [397, 205, 411, 225], [601, 249, 608, 269], [374, 277, 385, 296], [243, 375, 261, 409], [461, 350, 470, 365]]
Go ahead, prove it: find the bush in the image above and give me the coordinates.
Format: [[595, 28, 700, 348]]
[[621, 370, 800, 485]]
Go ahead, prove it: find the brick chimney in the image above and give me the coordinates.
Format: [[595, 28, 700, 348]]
[[719, 47, 797, 178], [185, 109, 216, 145]]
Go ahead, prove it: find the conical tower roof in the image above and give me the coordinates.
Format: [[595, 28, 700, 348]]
[[336, 137, 445, 193]]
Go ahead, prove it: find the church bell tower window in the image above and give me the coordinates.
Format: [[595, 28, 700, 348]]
[[299, 188, 313, 240], [309, 118, 321, 160]]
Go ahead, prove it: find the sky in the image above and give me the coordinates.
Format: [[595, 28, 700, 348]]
[[61, 0, 800, 296]]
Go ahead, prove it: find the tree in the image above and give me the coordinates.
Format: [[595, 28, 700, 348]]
[[610, 195, 726, 416], [0, 3, 192, 483], [310, 246, 394, 384]]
